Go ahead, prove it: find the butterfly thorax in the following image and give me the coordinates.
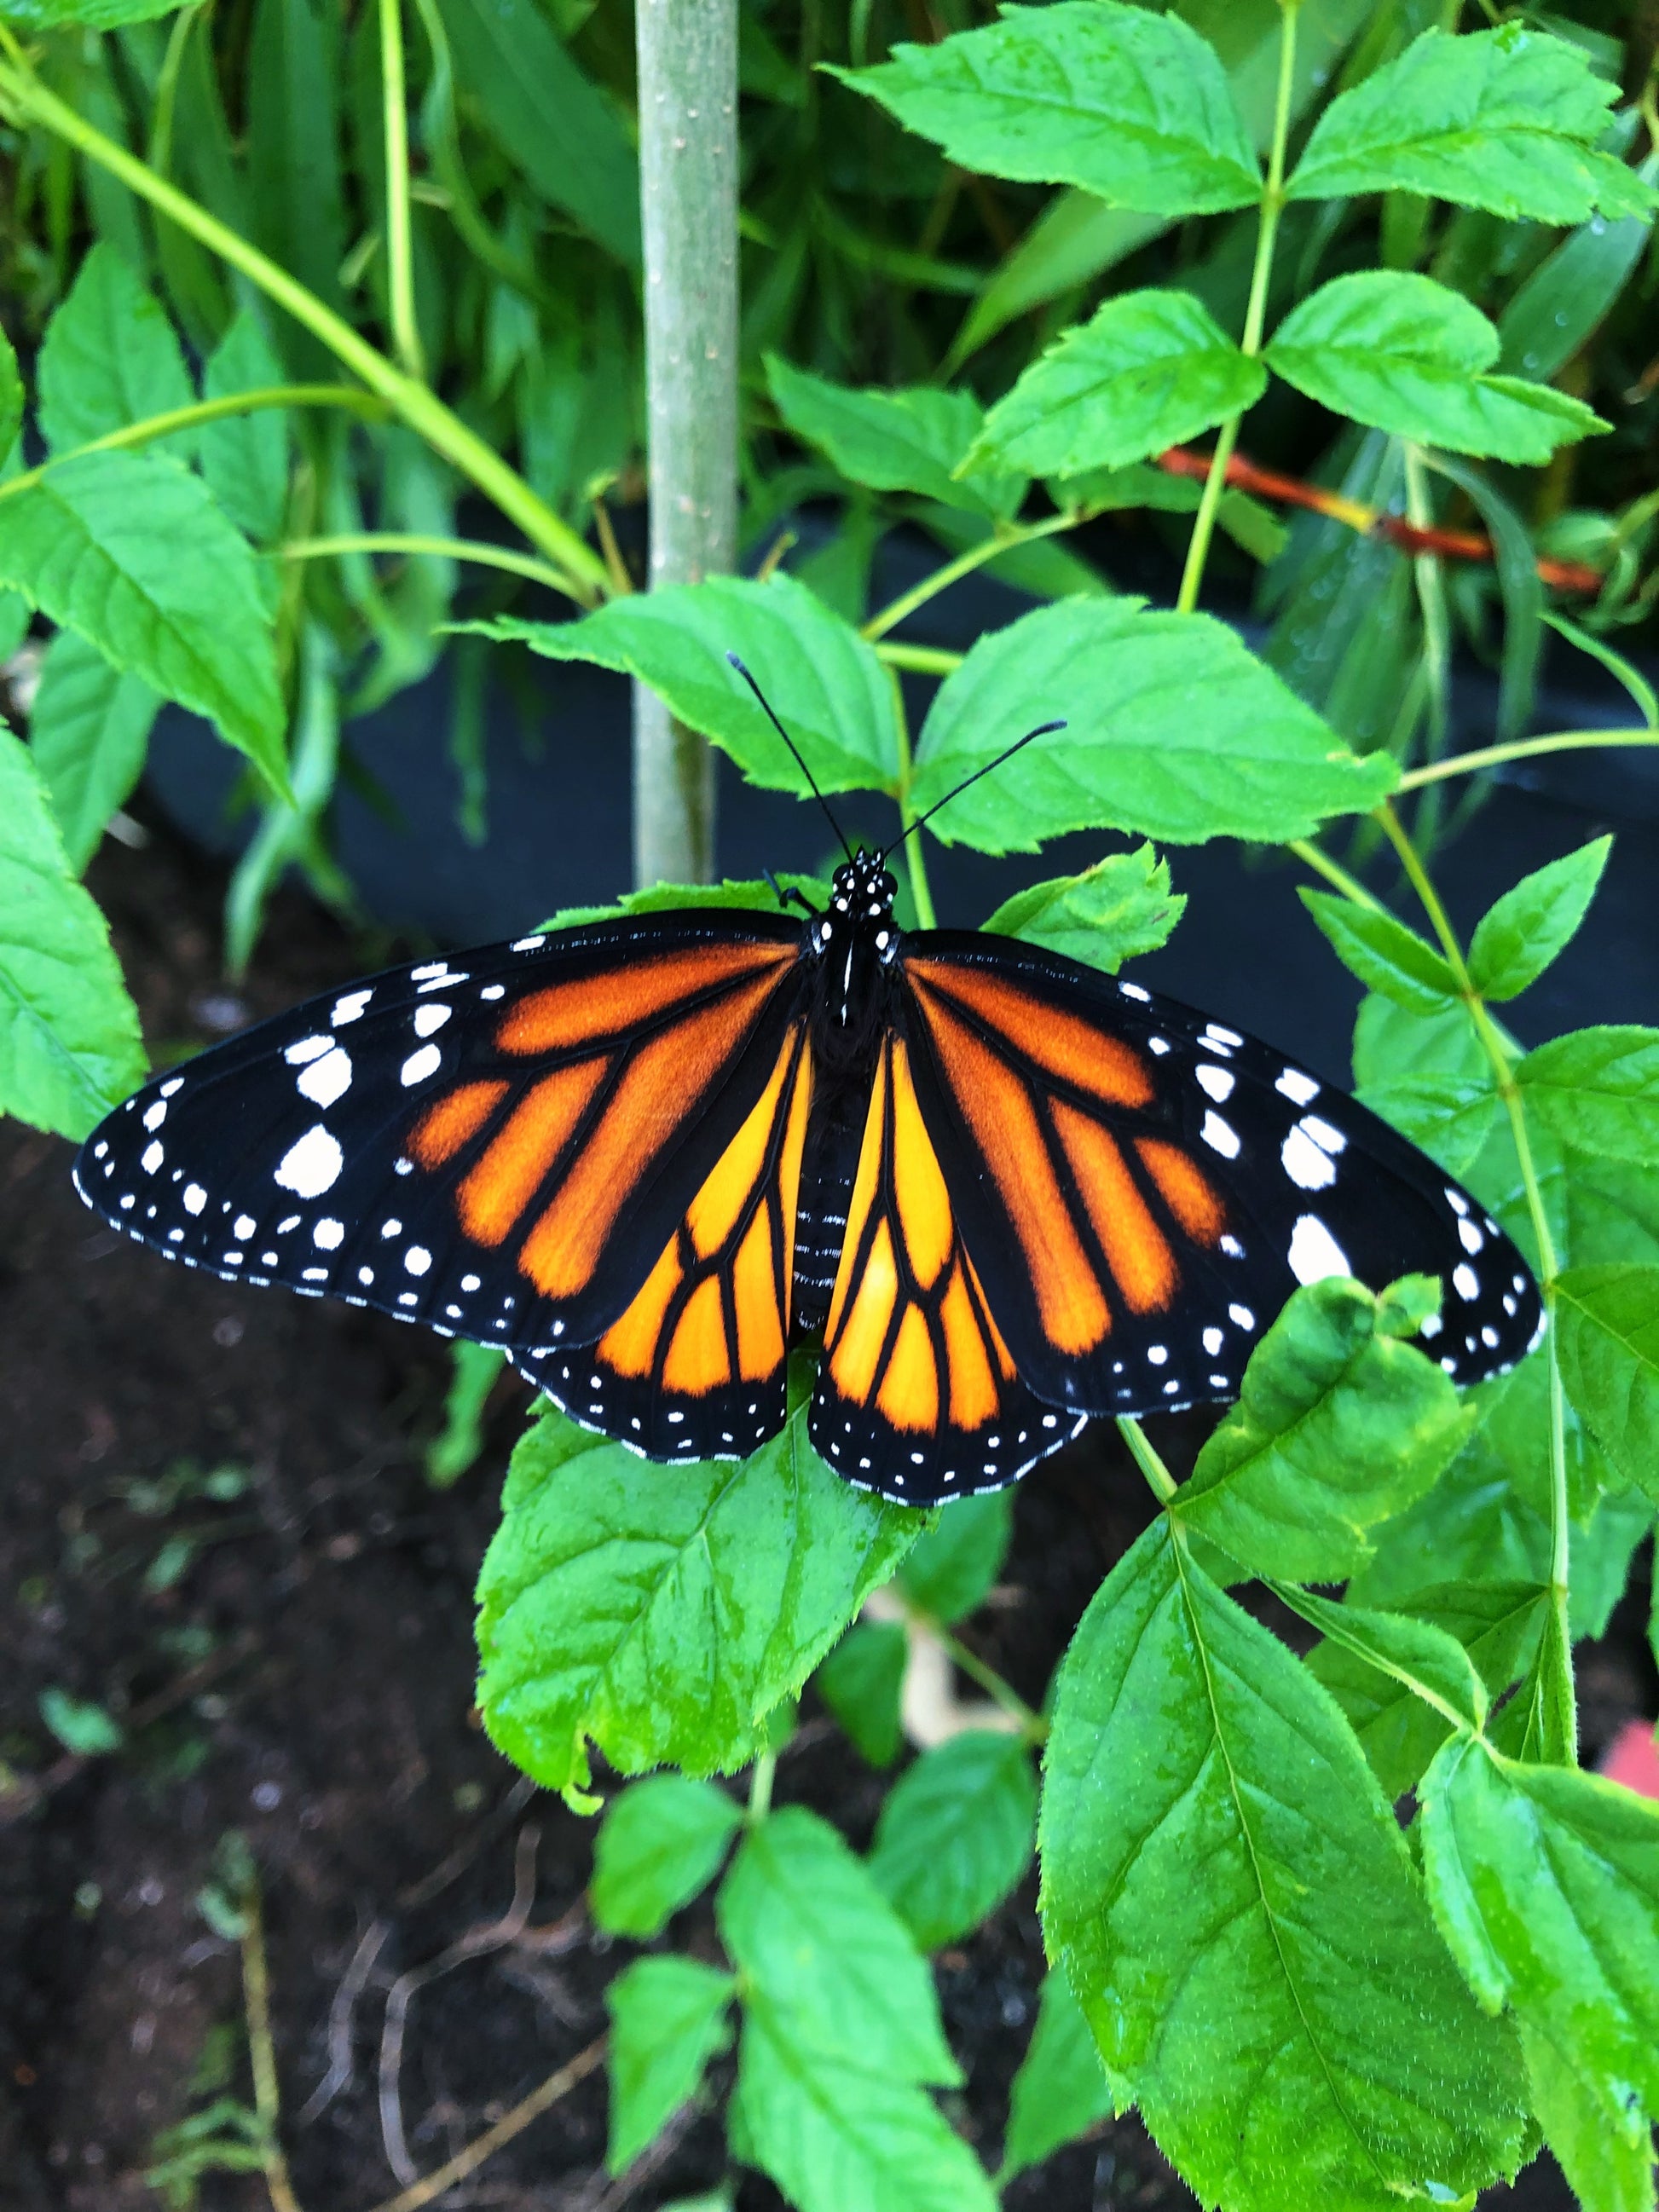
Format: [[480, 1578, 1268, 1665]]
[[792, 850, 901, 1333]]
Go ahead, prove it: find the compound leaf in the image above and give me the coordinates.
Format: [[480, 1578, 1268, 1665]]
[[1552, 1264, 1659, 1501], [591, 1775, 743, 1938], [1516, 1027, 1659, 1169], [1467, 839, 1611, 1002], [766, 356, 1022, 520], [868, 1731, 1036, 1951], [606, 1956, 733, 2174], [1302, 887, 1460, 1013], [37, 241, 195, 454], [28, 628, 159, 874]]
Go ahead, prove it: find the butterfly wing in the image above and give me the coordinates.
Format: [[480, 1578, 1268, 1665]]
[[75, 914, 807, 1375], [511, 1014, 815, 1459], [896, 932, 1544, 1419], [811, 1030, 1085, 1505]]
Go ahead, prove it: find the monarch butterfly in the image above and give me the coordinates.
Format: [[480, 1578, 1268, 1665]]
[[72, 668, 1541, 1505]]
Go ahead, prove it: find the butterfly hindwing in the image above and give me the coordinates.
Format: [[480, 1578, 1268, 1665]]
[[810, 1031, 1085, 1504], [512, 1019, 815, 1458], [75, 913, 806, 1355], [899, 933, 1543, 1418]]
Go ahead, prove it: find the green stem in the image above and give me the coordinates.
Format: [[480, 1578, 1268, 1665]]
[[1118, 1415, 1177, 1505], [876, 641, 963, 677], [0, 385, 388, 505], [281, 531, 581, 600], [1286, 836, 1386, 912], [379, 0, 425, 381], [1375, 801, 1574, 1759], [747, 1747, 776, 1823], [1176, 0, 1299, 615], [0, 47, 609, 598], [863, 511, 1079, 644], [1402, 444, 1452, 851], [1396, 727, 1659, 791], [937, 1625, 1046, 1742]]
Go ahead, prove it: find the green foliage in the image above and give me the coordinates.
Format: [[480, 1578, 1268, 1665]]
[[1466, 840, 1611, 1002], [834, 3, 1262, 217], [424, 1339, 505, 1487], [39, 1684, 124, 1753], [29, 628, 159, 873], [1517, 1028, 1659, 1167], [606, 1955, 734, 2174], [998, 1969, 1113, 2183], [868, 1731, 1036, 1951], [981, 845, 1186, 973], [1302, 888, 1460, 1011], [814, 1619, 906, 1769], [1266, 272, 1608, 464], [909, 599, 1396, 852], [766, 356, 1020, 519], [896, 1490, 1012, 1625], [1176, 1275, 1471, 1581], [0, 730, 146, 1139], [475, 1401, 922, 1801], [1041, 1521, 1528, 2209], [1552, 1266, 1659, 1499], [591, 1776, 743, 1938], [37, 241, 195, 454], [968, 290, 1264, 478]]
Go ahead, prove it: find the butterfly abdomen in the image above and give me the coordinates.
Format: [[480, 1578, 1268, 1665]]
[[791, 1075, 872, 1336]]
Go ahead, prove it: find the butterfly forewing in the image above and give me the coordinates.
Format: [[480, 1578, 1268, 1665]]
[[511, 1019, 815, 1458], [898, 933, 1544, 1418], [810, 1032, 1085, 1504], [75, 915, 805, 1355]]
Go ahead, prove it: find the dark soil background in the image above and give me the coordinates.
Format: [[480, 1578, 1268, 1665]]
[[3, 808, 1653, 2211]]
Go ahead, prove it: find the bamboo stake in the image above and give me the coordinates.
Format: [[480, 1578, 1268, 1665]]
[[633, 0, 738, 886]]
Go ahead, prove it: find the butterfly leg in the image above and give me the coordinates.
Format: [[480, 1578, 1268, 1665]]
[[762, 868, 816, 918]]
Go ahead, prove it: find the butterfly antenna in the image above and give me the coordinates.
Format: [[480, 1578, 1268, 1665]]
[[726, 652, 853, 862], [882, 719, 1066, 862]]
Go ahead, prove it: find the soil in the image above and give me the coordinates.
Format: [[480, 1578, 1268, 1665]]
[[3, 814, 1652, 2211]]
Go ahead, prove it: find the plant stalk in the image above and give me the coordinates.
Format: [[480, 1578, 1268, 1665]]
[[1176, 0, 1299, 615], [633, 0, 739, 886], [379, 0, 425, 381], [282, 532, 581, 599]]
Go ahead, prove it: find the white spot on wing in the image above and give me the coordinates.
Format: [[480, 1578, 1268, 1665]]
[[143, 1100, 167, 1131], [182, 1183, 206, 1216], [297, 1046, 352, 1107], [1453, 1262, 1479, 1301], [274, 1125, 344, 1198], [314, 1218, 344, 1250], [234, 1214, 257, 1240], [401, 1043, 442, 1087], [159, 1077, 183, 1099], [1288, 1215, 1350, 1285], [1275, 1068, 1320, 1106], [404, 1245, 431, 1275], [1457, 1216, 1485, 1254], [332, 989, 373, 1026], [1201, 1110, 1240, 1159], [1196, 1064, 1234, 1103], [142, 1141, 164, 1174], [1281, 1124, 1337, 1191], [1203, 1326, 1223, 1355], [284, 1034, 332, 1066], [413, 1003, 450, 1038], [1120, 981, 1150, 1002]]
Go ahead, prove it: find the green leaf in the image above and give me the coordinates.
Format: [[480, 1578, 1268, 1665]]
[[1305, 1580, 1548, 1801], [982, 845, 1186, 973], [1517, 2012, 1656, 2212], [815, 1620, 907, 1769], [908, 500, 1113, 601], [199, 312, 291, 546], [1553, 1265, 1659, 1502], [718, 1805, 960, 2085], [0, 322, 22, 460], [998, 1969, 1113, 2183], [246, 0, 349, 378], [466, 576, 899, 800], [1466, 839, 1612, 1002], [424, 1340, 505, 1489], [1353, 990, 1487, 1091], [909, 600, 1394, 853], [765, 357, 1022, 520], [37, 242, 195, 455], [1176, 1276, 1471, 1581], [591, 1776, 743, 1939], [39, 1686, 124, 1754], [732, 2005, 996, 2212], [475, 1402, 922, 1797], [1516, 1027, 1659, 1168], [831, 2, 1260, 216], [1425, 453, 1541, 747], [1286, 26, 1657, 224], [0, 729, 146, 1141], [540, 875, 836, 935], [897, 1490, 1012, 1625], [2, 0, 193, 24], [1301, 888, 1459, 1014], [969, 290, 1265, 478], [434, 0, 639, 264], [605, 1956, 733, 2175], [1266, 271, 1609, 465], [1356, 1071, 1501, 1179], [1419, 1740, 1659, 2198], [868, 1731, 1035, 1951], [0, 453, 287, 799], [1041, 1521, 1527, 2209], [28, 629, 159, 874], [1499, 168, 1657, 381], [1280, 1585, 1487, 1735]]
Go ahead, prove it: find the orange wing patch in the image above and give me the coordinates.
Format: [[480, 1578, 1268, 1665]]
[[567, 1025, 814, 1450], [497, 939, 792, 1054], [907, 960, 1152, 1108], [817, 1038, 1040, 1490]]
